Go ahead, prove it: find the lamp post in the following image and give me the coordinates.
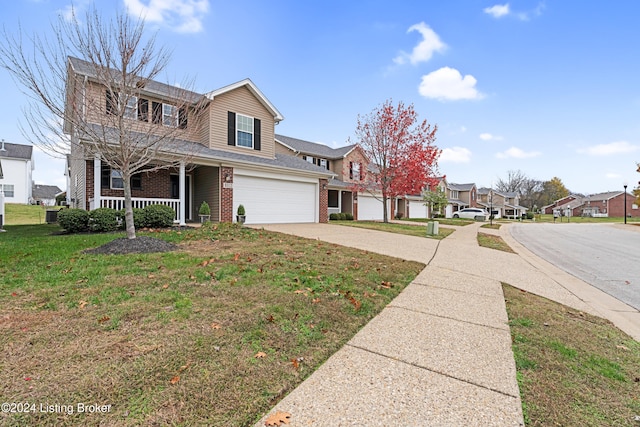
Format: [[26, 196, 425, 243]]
[[489, 187, 493, 226], [624, 183, 628, 224]]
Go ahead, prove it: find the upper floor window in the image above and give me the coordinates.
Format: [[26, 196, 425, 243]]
[[163, 104, 178, 127], [320, 158, 328, 169], [227, 111, 261, 151], [450, 190, 459, 199], [236, 114, 254, 148], [304, 155, 314, 163], [125, 96, 137, 119], [350, 161, 362, 181]]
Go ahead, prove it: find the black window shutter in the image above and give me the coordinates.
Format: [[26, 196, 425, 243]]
[[253, 118, 261, 151], [178, 107, 188, 129], [100, 163, 110, 189], [228, 112, 236, 146], [138, 99, 149, 122], [360, 163, 364, 181], [152, 102, 162, 124], [106, 90, 118, 115], [349, 161, 353, 179]]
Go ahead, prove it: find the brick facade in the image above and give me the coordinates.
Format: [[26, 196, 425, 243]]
[[606, 193, 638, 217], [220, 167, 234, 222], [319, 179, 328, 223]]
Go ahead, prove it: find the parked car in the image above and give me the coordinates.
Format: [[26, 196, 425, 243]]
[[453, 208, 489, 221]]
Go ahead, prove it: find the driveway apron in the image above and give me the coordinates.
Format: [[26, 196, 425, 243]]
[[254, 223, 524, 426]]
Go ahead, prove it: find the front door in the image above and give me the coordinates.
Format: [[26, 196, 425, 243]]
[[170, 174, 191, 220]]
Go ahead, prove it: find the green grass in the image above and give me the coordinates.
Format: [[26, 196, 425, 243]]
[[3, 203, 62, 225], [0, 222, 423, 426], [402, 217, 475, 226], [480, 223, 502, 229], [504, 284, 640, 426], [333, 220, 454, 239], [477, 232, 515, 253]]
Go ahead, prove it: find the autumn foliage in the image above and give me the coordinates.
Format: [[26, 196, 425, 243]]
[[353, 100, 441, 222]]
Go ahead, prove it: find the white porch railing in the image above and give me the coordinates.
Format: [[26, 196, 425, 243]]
[[90, 197, 180, 221], [328, 207, 340, 215]]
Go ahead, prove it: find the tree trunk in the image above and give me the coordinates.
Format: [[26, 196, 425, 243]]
[[382, 195, 389, 223], [122, 171, 136, 240]]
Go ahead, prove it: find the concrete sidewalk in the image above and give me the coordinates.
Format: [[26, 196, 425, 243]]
[[254, 222, 523, 426], [254, 221, 640, 426]]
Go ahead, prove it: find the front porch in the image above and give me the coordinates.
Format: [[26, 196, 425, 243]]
[[327, 189, 354, 216]]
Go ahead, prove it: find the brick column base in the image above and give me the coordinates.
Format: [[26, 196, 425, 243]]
[[319, 179, 328, 223], [221, 167, 234, 222]]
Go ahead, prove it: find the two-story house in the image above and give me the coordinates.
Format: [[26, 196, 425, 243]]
[[65, 57, 334, 225], [0, 140, 34, 204], [274, 134, 391, 220], [477, 188, 527, 219]]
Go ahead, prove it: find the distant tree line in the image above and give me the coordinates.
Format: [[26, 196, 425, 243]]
[[495, 170, 570, 211]]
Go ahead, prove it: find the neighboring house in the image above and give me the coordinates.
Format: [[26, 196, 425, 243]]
[[65, 57, 333, 225], [542, 195, 579, 214], [0, 140, 34, 204], [417, 178, 478, 219], [275, 134, 391, 220], [553, 191, 638, 218], [477, 188, 528, 219], [32, 184, 63, 206]]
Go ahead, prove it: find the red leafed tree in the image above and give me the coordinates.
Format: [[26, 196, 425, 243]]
[[352, 100, 441, 222]]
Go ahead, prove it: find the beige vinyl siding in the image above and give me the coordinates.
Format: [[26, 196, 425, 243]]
[[275, 141, 296, 156], [193, 166, 220, 222], [68, 136, 87, 209], [207, 86, 275, 159], [83, 81, 202, 143]]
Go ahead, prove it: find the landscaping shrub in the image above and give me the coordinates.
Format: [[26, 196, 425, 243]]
[[339, 213, 347, 220], [345, 213, 354, 220], [89, 208, 118, 232], [526, 212, 535, 220], [143, 204, 175, 228], [395, 212, 404, 219], [329, 213, 338, 220], [57, 208, 89, 233], [118, 208, 146, 229]]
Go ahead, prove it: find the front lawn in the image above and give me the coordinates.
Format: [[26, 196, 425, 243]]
[[402, 217, 475, 226], [333, 220, 455, 239], [505, 284, 640, 426], [0, 223, 423, 426]]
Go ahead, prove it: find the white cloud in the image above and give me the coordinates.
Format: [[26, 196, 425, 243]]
[[484, 2, 545, 21], [393, 22, 447, 65], [605, 172, 622, 179], [484, 4, 510, 18], [579, 141, 640, 156], [479, 132, 503, 141], [440, 147, 472, 163], [496, 147, 541, 159], [124, 0, 210, 33], [418, 67, 484, 101]]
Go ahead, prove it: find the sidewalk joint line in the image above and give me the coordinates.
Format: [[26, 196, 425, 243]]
[[386, 304, 509, 332], [346, 343, 519, 399]]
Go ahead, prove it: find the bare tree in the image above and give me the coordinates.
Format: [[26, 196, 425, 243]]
[[495, 170, 529, 194], [0, 7, 204, 239]]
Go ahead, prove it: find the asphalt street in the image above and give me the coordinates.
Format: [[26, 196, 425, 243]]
[[510, 223, 640, 311]]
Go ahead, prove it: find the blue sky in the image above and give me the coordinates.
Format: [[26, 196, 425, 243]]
[[1, 0, 639, 195]]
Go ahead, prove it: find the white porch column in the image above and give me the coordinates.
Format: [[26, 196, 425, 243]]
[[93, 155, 101, 210], [179, 161, 186, 226]]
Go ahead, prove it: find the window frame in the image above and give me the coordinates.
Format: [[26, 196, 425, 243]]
[[2, 184, 14, 198], [162, 104, 178, 127], [235, 113, 254, 149]]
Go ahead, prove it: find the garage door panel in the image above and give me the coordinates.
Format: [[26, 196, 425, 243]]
[[357, 195, 390, 221], [408, 200, 428, 219], [234, 175, 317, 224]]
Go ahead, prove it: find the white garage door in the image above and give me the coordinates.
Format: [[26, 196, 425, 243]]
[[233, 174, 317, 224], [408, 200, 429, 219], [357, 194, 390, 221]]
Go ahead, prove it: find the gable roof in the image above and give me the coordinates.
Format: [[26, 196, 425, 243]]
[[448, 183, 475, 191], [275, 134, 356, 159], [0, 141, 33, 161], [32, 184, 62, 200], [206, 79, 284, 122]]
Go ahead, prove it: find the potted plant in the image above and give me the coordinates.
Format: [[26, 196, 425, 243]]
[[199, 201, 211, 223], [236, 204, 246, 224]]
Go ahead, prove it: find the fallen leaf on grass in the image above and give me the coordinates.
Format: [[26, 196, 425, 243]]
[[255, 352, 267, 359], [349, 297, 362, 311], [294, 290, 306, 295], [234, 253, 240, 261], [147, 273, 155, 279], [162, 284, 169, 289], [312, 298, 320, 304], [211, 322, 222, 330], [291, 358, 299, 370], [616, 344, 629, 351], [170, 375, 180, 385], [79, 300, 88, 309], [98, 316, 110, 323], [380, 281, 393, 289], [266, 315, 275, 323], [265, 410, 291, 426], [178, 362, 191, 372]]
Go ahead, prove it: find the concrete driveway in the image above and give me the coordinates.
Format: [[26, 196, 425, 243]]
[[510, 223, 640, 311]]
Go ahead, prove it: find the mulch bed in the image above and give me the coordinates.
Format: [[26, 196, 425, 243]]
[[83, 236, 178, 255]]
